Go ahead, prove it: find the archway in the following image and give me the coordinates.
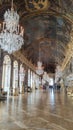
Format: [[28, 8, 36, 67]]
[[13, 61, 18, 95], [2, 55, 11, 95]]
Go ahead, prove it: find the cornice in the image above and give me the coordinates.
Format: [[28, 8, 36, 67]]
[[13, 50, 36, 72]]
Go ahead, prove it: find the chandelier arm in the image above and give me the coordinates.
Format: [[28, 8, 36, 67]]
[[11, 0, 14, 10]]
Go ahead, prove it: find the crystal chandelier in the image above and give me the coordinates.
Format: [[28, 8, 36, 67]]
[[55, 65, 62, 82], [19, 66, 26, 81], [43, 71, 47, 80], [0, 0, 24, 54], [36, 43, 44, 75], [43, 71, 50, 82], [36, 61, 44, 75]]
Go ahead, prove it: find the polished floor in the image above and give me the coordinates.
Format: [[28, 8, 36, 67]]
[[0, 89, 73, 130]]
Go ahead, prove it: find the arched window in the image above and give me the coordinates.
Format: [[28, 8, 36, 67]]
[[2, 55, 11, 95]]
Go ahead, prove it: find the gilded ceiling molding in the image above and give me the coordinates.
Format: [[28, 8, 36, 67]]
[[0, 0, 73, 25], [0, 0, 2, 5], [13, 50, 36, 72], [61, 49, 72, 71], [62, 30, 73, 71], [63, 14, 73, 24], [20, 11, 61, 21], [25, 0, 50, 12]]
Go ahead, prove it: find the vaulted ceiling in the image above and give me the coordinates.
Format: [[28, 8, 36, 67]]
[[0, 0, 73, 73]]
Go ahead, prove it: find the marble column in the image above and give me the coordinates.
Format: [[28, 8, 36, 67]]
[[18, 61, 20, 91], [24, 66, 28, 92]]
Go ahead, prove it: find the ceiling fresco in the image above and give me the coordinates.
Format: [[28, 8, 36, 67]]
[[0, 0, 73, 73], [22, 14, 71, 72]]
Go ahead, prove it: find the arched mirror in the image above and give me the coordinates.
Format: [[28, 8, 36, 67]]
[[13, 61, 18, 95], [19, 64, 25, 93], [2, 55, 11, 95]]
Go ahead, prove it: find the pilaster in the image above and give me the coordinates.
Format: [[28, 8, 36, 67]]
[[9, 58, 13, 95], [0, 49, 3, 89]]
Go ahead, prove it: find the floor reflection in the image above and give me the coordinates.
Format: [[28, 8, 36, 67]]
[[0, 89, 73, 130]]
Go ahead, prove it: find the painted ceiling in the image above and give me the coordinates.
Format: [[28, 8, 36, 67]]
[[0, 0, 73, 73]]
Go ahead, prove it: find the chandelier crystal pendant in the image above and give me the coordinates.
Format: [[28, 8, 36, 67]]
[[0, 0, 24, 54]]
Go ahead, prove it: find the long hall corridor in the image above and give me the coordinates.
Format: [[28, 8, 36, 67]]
[[0, 89, 73, 130]]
